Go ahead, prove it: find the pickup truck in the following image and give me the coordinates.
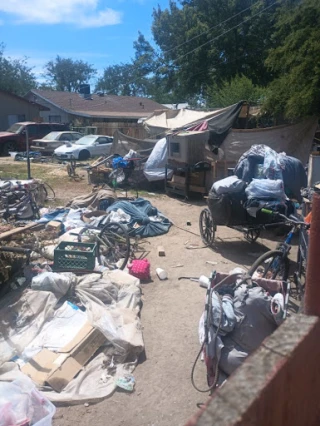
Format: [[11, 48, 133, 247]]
[[0, 122, 69, 156]]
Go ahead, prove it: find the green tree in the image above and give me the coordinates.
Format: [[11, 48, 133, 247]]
[[263, 0, 320, 119], [95, 63, 136, 96], [151, 0, 280, 99], [208, 75, 266, 108], [43, 56, 96, 92], [0, 43, 37, 96]]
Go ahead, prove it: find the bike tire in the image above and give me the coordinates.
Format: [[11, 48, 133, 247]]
[[199, 208, 216, 246], [248, 249, 290, 281], [98, 222, 130, 270]]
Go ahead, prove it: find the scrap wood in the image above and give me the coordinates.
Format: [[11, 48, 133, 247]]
[[0, 222, 45, 241]]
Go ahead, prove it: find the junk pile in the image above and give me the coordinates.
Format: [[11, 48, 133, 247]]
[[0, 186, 172, 413], [86, 151, 147, 187], [193, 269, 289, 391], [208, 145, 306, 227]]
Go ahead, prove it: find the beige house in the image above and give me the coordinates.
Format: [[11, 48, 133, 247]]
[[0, 90, 47, 130]]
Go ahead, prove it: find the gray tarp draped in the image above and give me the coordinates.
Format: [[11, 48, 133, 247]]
[[111, 130, 157, 157], [143, 102, 244, 142], [213, 116, 318, 165]]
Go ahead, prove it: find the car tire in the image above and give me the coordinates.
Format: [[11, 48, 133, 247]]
[[78, 150, 90, 161], [2, 141, 17, 156]]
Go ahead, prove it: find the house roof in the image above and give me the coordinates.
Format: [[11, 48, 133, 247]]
[[0, 89, 49, 111], [27, 89, 167, 119]]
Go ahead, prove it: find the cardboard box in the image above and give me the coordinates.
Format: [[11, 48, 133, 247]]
[[46, 220, 62, 236], [22, 322, 106, 392], [171, 175, 186, 185]]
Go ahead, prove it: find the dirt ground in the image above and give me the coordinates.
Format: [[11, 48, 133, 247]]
[[0, 159, 297, 426]]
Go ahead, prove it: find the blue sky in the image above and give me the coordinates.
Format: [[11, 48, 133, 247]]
[[0, 0, 170, 85]]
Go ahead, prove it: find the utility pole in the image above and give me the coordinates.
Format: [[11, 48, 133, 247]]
[[25, 127, 31, 179]]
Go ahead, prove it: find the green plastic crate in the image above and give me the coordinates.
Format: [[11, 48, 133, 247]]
[[53, 241, 96, 271]]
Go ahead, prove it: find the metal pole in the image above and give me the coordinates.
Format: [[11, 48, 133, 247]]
[[304, 192, 320, 316], [25, 127, 31, 179]]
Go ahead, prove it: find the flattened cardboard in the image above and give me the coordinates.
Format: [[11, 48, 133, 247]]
[[22, 348, 58, 386], [21, 322, 106, 392]]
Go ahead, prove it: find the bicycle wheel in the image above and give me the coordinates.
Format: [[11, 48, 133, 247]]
[[98, 222, 130, 270], [248, 249, 290, 281], [199, 208, 216, 246], [245, 228, 260, 243]]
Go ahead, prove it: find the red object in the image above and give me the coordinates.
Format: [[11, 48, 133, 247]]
[[128, 259, 151, 281]]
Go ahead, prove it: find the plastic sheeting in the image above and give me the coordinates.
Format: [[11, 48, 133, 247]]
[[0, 290, 57, 365], [107, 198, 171, 237], [0, 270, 144, 405], [143, 137, 173, 182], [143, 103, 243, 137], [111, 130, 156, 157]]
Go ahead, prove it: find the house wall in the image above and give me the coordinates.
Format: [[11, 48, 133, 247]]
[[24, 93, 70, 124], [0, 92, 41, 130]]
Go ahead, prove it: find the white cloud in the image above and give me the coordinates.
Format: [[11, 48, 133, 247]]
[[0, 0, 122, 27]]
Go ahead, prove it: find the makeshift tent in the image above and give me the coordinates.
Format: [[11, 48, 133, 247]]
[[143, 102, 244, 143]]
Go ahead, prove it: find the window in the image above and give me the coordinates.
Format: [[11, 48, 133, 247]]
[[72, 133, 82, 141], [40, 125, 51, 135], [170, 142, 180, 157], [97, 137, 110, 145], [27, 124, 38, 136], [59, 133, 72, 141], [49, 115, 61, 123]]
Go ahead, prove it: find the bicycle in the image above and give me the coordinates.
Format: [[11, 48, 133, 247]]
[[76, 221, 130, 270], [248, 209, 309, 303], [0, 180, 40, 221]]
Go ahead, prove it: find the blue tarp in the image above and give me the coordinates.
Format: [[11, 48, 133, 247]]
[[37, 208, 69, 223], [107, 198, 171, 237]]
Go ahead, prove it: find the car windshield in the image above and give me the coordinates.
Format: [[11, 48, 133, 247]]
[[6, 123, 24, 133], [42, 132, 60, 140], [75, 136, 96, 146]]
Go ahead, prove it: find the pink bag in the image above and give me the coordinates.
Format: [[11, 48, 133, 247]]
[[128, 259, 151, 281]]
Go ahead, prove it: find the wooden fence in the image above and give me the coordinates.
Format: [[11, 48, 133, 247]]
[[186, 315, 320, 426]]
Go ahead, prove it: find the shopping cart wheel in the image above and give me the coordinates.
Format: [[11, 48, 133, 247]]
[[199, 208, 216, 246]]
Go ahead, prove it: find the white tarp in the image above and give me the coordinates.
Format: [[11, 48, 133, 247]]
[[0, 270, 144, 405], [144, 107, 226, 135], [143, 137, 173, 181], [217, 117, 318, 165]]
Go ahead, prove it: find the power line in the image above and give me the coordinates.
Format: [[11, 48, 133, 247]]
[[103, 0, 278, 95], [170, 0, 278, 64], [162, 0, 261, 56]]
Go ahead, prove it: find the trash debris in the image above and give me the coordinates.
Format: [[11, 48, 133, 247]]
[[157, 245, 166, 257], [0, 378, 55, 426], [156, 268, 167, 280], [206, 260, 218, 266], [128, 259, 151, 281], [199, 275, 210, 288], [22, 321, 106, 392], [116, 375, 135, 392]]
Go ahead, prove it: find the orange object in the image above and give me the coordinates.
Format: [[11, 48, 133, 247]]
[[305, 211, 312, 224]]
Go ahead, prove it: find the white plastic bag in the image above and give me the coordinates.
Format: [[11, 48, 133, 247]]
[[245, 179, 286, 201], [144, 138, 173, 181], [212, 176, 246, 195], [31, 272, 76, 299], [0, 378, 55, 426]]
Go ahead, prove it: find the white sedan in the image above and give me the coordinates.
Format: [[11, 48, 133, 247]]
[[31, 131, 83, 154], [54, 135, 113, 160]]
